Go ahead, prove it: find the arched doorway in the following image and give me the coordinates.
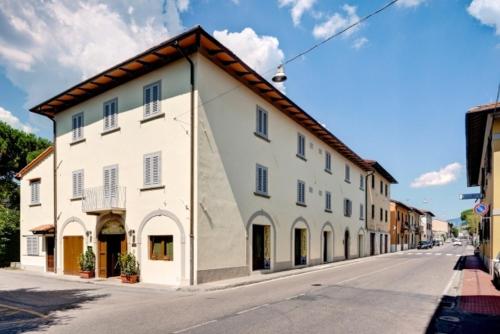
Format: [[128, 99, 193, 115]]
[[344, 229, 350, 259], [98, 219, 126, 278]]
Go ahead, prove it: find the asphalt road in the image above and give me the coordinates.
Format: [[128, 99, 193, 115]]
[[0, 243, 468, 334]]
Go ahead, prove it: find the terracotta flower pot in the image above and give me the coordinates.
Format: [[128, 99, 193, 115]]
[[121, 274, 139, 284], [80, 271, 95, 279]]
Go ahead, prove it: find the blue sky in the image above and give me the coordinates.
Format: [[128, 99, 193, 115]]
[[0, 0, 499, 219]]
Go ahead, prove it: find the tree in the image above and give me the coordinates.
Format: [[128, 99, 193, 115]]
[[460, 209, 480, 235], [0, 121, 51, 266]]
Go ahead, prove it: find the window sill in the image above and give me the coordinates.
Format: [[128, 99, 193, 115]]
[[254, 191, 271, 198], [70, 138, 86, 146], [140, 185, 165, 192], [101, 127, 121, 136], [29, 203, 41, 207], [360, 187, 365, 191], [254, 132, 270, 142], [325, 209, 332, 213], [140, 112, 165, 124], [296, 202, 307, 207], [344, 179, 351, 184], [296, 154, 307, 161], [324, 169, 332, 174], [70, 197, 83, 201]]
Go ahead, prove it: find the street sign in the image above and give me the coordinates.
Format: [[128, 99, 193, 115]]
[[473, 203, 489, 216], [459, 193, 483, 200]]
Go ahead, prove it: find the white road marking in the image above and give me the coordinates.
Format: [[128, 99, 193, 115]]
[[416, 252, 422, 255], [236, 304, 269, 315], [426, 253, 432, 255], [285, 293, 305, 300], [446, 254, 452, 256], [436, 253, 442, 256], [336, 259, 413, 285], [172, 320, 218, 333], [442, 269, 460, 296]]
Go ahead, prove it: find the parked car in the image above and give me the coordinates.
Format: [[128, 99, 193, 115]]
[[417, 241, 432, 249], [453, 240, 462, 246], [493, 257, 500, 287]]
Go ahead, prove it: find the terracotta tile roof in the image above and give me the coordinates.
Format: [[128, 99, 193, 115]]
[[15, 146, 53, 180], [364, 159, 397, 183], [30, 224, 55, 234], [29, 26, 371, 171]]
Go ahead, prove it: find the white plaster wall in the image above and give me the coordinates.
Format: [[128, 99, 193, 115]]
[[54, 59, 192, 285], [19, 152, 53, 271], [140, 215, 184, 285], [196, 55, 367, 276]]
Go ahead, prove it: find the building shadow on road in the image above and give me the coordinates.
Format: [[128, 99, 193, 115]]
[[0, 288, 109, 334], [425, 255, 500, 334]]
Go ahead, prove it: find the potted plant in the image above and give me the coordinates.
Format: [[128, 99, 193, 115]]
[[79, 246, 95, 279], [118, 252, 139, 283]]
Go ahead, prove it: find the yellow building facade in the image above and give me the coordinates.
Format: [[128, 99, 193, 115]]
[[466, 102, 500, 273]]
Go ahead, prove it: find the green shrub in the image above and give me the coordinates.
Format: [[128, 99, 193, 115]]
[[118, 252, 139, 276], [79, 246, 95, 272]]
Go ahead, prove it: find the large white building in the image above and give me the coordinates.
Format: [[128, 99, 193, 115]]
[[18, 26, 395, 286]]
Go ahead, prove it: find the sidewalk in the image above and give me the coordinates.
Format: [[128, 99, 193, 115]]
[[458, 255, 500, 315]]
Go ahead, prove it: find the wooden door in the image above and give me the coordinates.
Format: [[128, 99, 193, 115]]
[[98, 237, 107, 278], [63, 236, 83, 275], [46, 237, 54, 272]]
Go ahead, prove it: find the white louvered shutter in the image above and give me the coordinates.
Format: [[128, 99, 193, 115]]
[[110, 101, 116, 128], [104, 168, 110, 198], [77, 171, 83, 197], [152, 154, 160, 185], [152, 84, 159, 114], [144, 86, 151, 117], [104, 103, 110, 129], [144, 156, 152, 186]]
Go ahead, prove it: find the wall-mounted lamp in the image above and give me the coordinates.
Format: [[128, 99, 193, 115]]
[[128, 229, 136, 245], [85, 231, 92, 243]]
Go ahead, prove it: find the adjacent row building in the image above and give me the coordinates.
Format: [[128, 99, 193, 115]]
[[17, 26, 398, 286], [389, 200, 435, 251], [465, 102, 500, 273]]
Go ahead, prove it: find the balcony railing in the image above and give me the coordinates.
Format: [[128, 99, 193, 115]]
[[82, 186, 126, 214]]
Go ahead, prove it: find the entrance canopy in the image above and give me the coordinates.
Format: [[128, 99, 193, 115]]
[[30, 224, 55, 234]]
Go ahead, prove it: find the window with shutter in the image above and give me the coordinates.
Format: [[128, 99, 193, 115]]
[[325, 152, 331, 172], [256, 106, 268, 138], [360, 204, 364, 220], [103, 98, 118, 130], [325, 191, 332, 211], [72, 113, 84, 141], [72, 170, 84, 198], [345, 165, 350, 182], [143, 152, 161, 187], [297, 180, 306, 205], [103, 165, 118, 198], [255, 164, 268, 196], [144, 81, 161, 118], [344, 199, 352, 217], [30, 180, 40, 205], [297, 133, 306, 158]]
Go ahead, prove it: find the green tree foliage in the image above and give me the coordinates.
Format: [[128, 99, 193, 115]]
[[0, 121, 51, 266], [460, 209, 480, 234]]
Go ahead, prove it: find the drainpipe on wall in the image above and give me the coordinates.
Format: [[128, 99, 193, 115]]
[[45, 115, 58, 274], [174, 41, 196, 286]]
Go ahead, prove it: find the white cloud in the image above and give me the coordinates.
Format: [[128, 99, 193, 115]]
[[0, 106, 34, 133], [353, 37, 368, 49], [313, 4, 360, 40], [278, 0, 316, 26], [396, 0, 426, 8], [410, 162, 462, 188], [468, 0, 500, 35], [213, 28, 286, 90], [0, 0, 186, 109]]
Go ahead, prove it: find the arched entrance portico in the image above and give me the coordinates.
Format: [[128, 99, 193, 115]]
[[97, 215, 126, 278]]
